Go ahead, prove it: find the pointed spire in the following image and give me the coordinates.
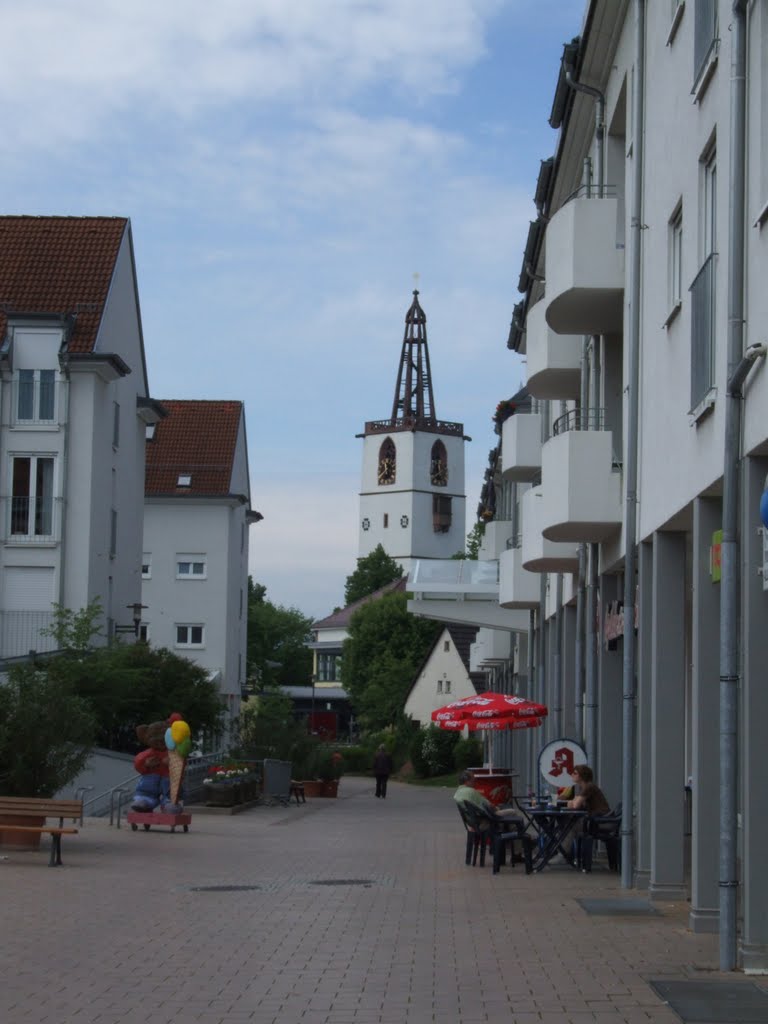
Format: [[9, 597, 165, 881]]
[[391, 290, 436, 423]]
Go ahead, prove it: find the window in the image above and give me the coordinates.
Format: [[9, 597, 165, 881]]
[[690, 146, 717, 410], [138, 623, 149, 642], [176, 557, 206, 578], [176, 624, 204, 647], [145, 423, 156, 441], [667, 0, 685, 46], [666, 203, 683, 323], [445, 681, 451, 694], [383, 513, 389, 528], [177, 474, 192, 487], [444, 640, 450, 652], [11, 455, 54, 536], [430, 440, 448, 486], [432, 494, 452, 533], [110, 508, 117, 558], [693, 0, 718, 93], [377, 437, 396, 485], [112, 402, 120, 448], [437, 680, 443, 694], [141, 554, 152, 579], [16, 369, 55, 423], [317, 652, 340, 682]]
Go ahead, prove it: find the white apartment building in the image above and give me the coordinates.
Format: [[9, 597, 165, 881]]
[[0, 216, 163, 657], [409, 0, 768, 971], [142, 399, 260, 739]]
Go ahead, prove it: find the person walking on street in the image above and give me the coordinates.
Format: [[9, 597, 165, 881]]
[[373, 745, 394, 798]]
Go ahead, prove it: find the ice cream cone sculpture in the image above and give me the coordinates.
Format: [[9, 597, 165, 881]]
[[164, 715, 192, 806]]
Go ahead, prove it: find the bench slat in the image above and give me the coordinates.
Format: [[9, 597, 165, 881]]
[[0, 825, 78, 835], [0, 796, 82, 819]]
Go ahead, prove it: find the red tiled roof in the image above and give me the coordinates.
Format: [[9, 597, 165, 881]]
[[145, 400, 242, 497], [0, 216, 128, 353], [312, 577, 406, 630]]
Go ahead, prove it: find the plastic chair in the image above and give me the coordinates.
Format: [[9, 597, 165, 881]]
[[464, 802, 533, 875], [579, 803, 622, 873], [456, 801, 486, 866]]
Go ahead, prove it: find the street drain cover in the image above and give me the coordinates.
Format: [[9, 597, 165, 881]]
[[310, 879, 373, 887], [650, 979, 768, 1023], [190, 885, 261, 892], [577, 898, 659, 916]]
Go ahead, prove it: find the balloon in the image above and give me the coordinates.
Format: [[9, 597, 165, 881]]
[[168, 712, 183, 724], [177, 737, 192, 758], [164, 727, 176, 750], [171, 720, 190, 743]]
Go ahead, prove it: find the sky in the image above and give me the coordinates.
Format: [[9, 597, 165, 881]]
[[1, 0, 583, 621]]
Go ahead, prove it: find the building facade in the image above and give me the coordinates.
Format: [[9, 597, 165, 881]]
[[0, 216, 162, 658], [142, 399, 260, 740]]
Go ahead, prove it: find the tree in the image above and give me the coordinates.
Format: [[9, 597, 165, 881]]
[[344, 544, 403, 605], [452, 522, 485, 560], [341, 590, 440, 731], [246, 578, 313, 688], [0, 664, 97, 796]]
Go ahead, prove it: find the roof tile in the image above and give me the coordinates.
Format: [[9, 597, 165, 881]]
[[146, 399, 242, 497]]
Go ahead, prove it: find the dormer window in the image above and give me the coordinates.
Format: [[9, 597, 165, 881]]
[[15, 369, 56, 424], [177, 473, 192, 487], [145, 424, 156, 441]]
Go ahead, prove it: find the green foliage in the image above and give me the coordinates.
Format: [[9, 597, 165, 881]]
[[410, 725, 459, 778], [246, 578, 313, 688], [452, 523, 485, 560], [341, 590, 440, 731], [336, 745, 370, 772], [54, 642, 225, 750], [343, 544, 403, 606], [236, 684, 305, 761], [315, 748, 344, 780], [40, 598, 104, 652], [452, 735, 484, 771], [0, 663, 97, 796]]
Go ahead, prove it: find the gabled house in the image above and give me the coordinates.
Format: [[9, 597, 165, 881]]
[[142, 399, 260, 738], [0, 216, 163, 658], [403, 623, 485, 727]]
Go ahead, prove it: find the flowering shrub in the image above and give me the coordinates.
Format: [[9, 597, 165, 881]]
[[492, 399, 516, 427], [203, 763, 251, 784]]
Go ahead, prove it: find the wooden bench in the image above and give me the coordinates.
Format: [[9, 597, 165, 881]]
[[0, 797, 83, 866]]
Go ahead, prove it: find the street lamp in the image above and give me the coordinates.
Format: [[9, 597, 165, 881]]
[[115, 602, 147, 637], [310, 673, 317, 734]]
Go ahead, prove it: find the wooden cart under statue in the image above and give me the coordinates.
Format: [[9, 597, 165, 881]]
[[126, 810, 191, 833]]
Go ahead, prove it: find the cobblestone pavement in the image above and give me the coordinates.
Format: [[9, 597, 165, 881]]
[[1, 775, 764, 1024]]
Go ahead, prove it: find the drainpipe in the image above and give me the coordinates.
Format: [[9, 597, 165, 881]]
[[528, 607, 536, 790], [720, 0, 750, 970], [565, 60, 606, 767], [58, 349, 72, 612], [620, 0, 646, 890]]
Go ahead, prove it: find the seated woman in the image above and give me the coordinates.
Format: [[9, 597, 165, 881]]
[[566, 764, 610, 816]]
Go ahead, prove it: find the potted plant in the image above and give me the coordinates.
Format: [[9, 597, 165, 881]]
[[203, 763, 251, 806], [316, 750, 344, 797], [492, 398, 516, 433]]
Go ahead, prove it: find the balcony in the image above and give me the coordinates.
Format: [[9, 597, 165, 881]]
[[473, 627, 513, 667], [478, 519, 515, 560], [499, 546, 540, 608], [500, 413, 542, 482], [525, 299, 581, 400], [544, 193, 625, 335], [0, 610, 56, 659], [539, 411, 622, 543], [406, 559, 529, 632], [2, 496, 62, 544], [520, 486, 580, 573]]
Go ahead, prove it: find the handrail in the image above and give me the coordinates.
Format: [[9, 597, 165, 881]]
[[83, 751, 226, 818], [552, 408, 606, 436]]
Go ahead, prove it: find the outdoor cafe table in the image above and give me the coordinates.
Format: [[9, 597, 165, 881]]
[[515, 801, 586, 872]]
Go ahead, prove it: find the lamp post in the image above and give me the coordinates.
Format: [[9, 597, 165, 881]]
[[115, 602, 147, 637], [310, 674, 317, 734]]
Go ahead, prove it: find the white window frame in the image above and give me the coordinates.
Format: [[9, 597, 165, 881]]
[[10, 453, 56, 538], [15, 369, 57, 425], [175, 623, 204, 648], [665, 202, 684, 326], [176, 555, 207, 579], [141, 553, 152, 579]]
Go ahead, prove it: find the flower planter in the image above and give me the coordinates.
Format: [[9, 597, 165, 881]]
[[204, 783, 242, 807], [300, 780, 325, 798], [319, 780, 339, 798]]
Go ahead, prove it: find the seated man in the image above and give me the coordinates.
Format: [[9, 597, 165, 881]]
[[453, 771, 520, 821]]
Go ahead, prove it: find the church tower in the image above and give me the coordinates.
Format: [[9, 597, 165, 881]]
[[357, 291, 468, 575]]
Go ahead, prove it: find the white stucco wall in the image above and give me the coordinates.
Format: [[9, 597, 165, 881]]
[[404, 628, 477, 727]]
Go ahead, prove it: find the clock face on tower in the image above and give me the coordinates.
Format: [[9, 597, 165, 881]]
[[431, 461, 448, 486], [378, 456, 396, 485]]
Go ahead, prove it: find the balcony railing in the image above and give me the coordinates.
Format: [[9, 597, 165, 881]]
[[2, 496, 63, 543], [364, 417, 464, 437], [552, 408, 606, 436], [690, 253, 716, 410]]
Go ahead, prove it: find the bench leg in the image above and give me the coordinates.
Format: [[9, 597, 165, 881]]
[[49, 833, 63, 867]]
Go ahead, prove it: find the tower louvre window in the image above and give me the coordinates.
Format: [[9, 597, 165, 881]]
[[377, 437, 396, 485], [430, 440, 448, 486], [432, 494, 452, 533]]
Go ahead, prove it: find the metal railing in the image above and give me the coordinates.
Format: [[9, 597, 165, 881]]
[[2, 495, 63, 544], [363, 417, 464, 437], [0, 611, 57, 660], [552, 408, 606, 436]]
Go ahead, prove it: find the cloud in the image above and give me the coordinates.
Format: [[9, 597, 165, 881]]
[[0, 0, 504, 147]]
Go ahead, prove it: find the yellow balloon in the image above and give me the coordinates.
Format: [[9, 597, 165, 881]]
[[171, 720, 190, 742]]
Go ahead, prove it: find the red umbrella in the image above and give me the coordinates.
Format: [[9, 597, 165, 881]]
[[437, 714, 545, 732], [431, 692, 547, 726]]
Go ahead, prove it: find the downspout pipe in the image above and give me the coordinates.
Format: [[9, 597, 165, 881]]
[[620, 0, 645, 890], [720, 0, 752, 968], [565, 70, 605, 196]]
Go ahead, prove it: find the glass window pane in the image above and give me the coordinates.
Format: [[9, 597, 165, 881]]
[[39, 370, 55, 420], [18, 369, 34, 420]]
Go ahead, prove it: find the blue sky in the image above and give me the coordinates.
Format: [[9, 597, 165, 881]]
[[1, 0, 583, 620]]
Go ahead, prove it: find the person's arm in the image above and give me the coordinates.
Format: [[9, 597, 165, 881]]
[[567, 793, 586, 809]]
